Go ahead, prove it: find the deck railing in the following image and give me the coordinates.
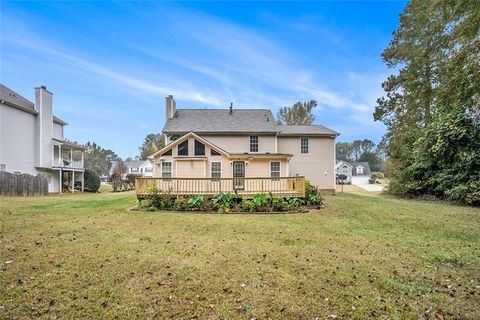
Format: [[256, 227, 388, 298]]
[[135, 176, 305, 199]]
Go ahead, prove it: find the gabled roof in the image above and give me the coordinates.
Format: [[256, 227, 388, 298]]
[[351, 162, 372, 176], [151, 132, 230, 158], [0, 84, 67, 125], [163, 109, 279, 134], [163, 108, 339, 136], [335, 160, 353, 169]]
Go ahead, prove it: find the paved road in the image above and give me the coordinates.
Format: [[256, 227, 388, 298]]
[[352, 176, 384, 192]]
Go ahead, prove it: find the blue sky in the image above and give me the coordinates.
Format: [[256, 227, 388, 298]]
[[1, 1, 406, 158]]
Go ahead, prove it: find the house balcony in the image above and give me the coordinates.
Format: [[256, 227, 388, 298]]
[[51, 139, 85, 170]]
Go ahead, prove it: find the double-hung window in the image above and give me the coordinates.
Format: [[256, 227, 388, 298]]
[[301, 138, 309, 154], [250, 136, 259, 152], [211, 162, 221, 180], [162, 162, 172, 178], [270, 161, 280, 181]]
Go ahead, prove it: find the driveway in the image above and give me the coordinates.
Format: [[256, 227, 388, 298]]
[[352, 176, 384, 192]]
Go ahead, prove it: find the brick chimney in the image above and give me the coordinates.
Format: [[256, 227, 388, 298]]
[[166, 95, 176, 119]]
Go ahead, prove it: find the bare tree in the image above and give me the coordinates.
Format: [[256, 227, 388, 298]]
[[109, 160, 127, 192]]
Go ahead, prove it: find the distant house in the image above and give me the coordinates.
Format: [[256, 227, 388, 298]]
[[335, 160, 352, 183], [109, 160, 154, 179], [0, 84, 85, 193], [351, 162, 371, 176]]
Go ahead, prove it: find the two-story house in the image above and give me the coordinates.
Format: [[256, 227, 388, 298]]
[[109, 160, 154, 179], [149, 95, 338, 190], [0, 84, 85, 193]]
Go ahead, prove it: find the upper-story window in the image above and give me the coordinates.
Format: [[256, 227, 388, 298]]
[[250, 136, 259, 152], [301, 138, 309, 154], [130, 167, 139, 173], [194, 140, 205, 156], [162, 149, 172, 156], [211, 149, 221, 156], [178, 140, 189, 156]]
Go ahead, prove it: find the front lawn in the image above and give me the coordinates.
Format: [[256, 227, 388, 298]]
[[1, 191, 479, 319]]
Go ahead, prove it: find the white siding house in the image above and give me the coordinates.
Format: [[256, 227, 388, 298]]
[[0, 84, 85, 193]]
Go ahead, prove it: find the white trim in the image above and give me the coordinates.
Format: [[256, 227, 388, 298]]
[[151, 132, 229, 158], [300, 137, 309, 155], [162, 161, 172, 178], [333, 136, 336, 188], [211, 161, 222, 179], [269, 160, 281, 178], [274, 134, 278, 153]]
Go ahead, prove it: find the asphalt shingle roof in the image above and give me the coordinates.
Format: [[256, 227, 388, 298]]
[[163, 108, 339, 135], [163, 109, 278, 133]]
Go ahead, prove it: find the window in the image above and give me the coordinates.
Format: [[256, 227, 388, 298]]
[[250, 136, 259, 152], [270, 161, 280, 180], [210, 149, 221, 156], [145, 167, 153, 173], [194, 140, 205, 156], [211, 162, 221, 179], [162, 162, 172, 178], [177, 140, 189, 156], [162, 149, 172, 156], [301, 138, 309, 154], [130, 167, 139, 173], [356, 166, 364, 174]]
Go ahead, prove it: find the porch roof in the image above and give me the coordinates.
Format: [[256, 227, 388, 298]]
[[52, 138, 86, 150]]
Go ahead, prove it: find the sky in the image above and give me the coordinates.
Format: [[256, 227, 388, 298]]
[[1, 1, 406, 158]]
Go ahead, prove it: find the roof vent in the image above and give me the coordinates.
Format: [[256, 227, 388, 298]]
[[229, 102, 233, 114]]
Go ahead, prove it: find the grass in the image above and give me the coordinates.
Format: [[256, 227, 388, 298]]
[[1, 190, 479, 319]]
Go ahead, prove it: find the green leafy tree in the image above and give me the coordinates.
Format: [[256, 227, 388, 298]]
[[358, 151, 383, 172], [277, 100, 318, 125], [139, 133, 165, 160], [374, 0, 480, 205], [84, 142, 120, 176], [336, 142, 354, 162]]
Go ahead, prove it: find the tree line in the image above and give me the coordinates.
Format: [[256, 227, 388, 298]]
[[336, 139, 384, 172], [375, 0, 479, 205]]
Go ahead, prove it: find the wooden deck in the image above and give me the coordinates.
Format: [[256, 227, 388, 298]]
[[135, 176, 305, 199]]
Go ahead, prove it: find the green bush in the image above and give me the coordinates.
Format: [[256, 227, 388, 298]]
[[304, 180, 324, 207], [286, 197, 303, 211], [371, 172, 384, 180], [84, 169, 100, 193], [174, 197, 189, 211], [188, 195, 205, 210], [251, 193, 271, 212], [240, 200, 254, 212], [272, 198, 288, 211], [211, 192, 235, 213], [145, 185, 173, 210]]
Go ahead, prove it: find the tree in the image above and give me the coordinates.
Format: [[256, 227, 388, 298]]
[[110, 160, 127, 192], [277, 100, 318, 125], [358, 151, 383, 172], [360, 139, 375, 154], [84, 142, 120, 176], [139, 133, 165, 160], [83, 169, 100, 193], [374, 0, 480, 205], [336, 142, 354, 162]]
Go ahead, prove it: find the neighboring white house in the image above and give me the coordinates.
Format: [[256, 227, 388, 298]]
[[335, 160, 353, 183], [109, 160, 154, 179], [0, 84, 85, 193]]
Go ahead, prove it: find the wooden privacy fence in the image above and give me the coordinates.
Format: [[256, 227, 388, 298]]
[[135, 176, 305, 199], [0, 172, 49, 196]]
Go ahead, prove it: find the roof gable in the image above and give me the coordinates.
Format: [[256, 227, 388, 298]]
[[150, 132, 230, 158]]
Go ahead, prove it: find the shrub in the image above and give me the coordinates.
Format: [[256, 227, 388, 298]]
[[211, 192, 235, 213], [371, 172, 384, 180], [145, 185, 173, 210], [240, 200, 254, 212], [304, 180, 324, 207], [272, 198, 288, 211], [84, 169, 100, 193], [188, 195, 205, 211], [251, 193, 271, 212], [173, 197, 189, 211], [286, 197, 303, 211]]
